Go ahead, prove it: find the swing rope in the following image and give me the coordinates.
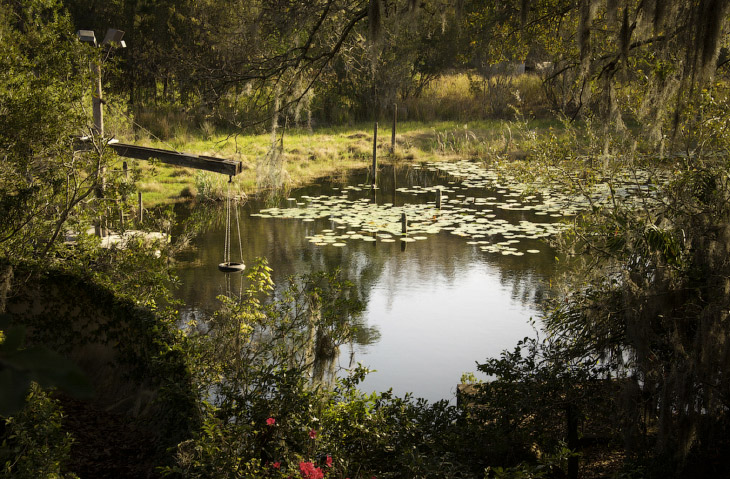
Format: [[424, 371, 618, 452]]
[[235, 193, 243, 265], [219, 176, 245, 274], [224, 179, 231, 264]]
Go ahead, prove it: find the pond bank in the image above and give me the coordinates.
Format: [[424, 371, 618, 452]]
[[127, 120, 560, 206]]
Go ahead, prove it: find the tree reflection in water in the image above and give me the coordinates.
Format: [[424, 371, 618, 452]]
[[172, 164, 560, 400]]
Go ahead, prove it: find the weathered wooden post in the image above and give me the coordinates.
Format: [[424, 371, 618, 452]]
[[401, 212, 408, 235], [436, 189, 442, 209], [372, 122, 378, 188], [104, 207, 110, 237], [121, 161, 129, 203], [138, 191, 144, 224], [391, 104, 397, 154]]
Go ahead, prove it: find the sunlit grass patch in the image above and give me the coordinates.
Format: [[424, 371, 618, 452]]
[[121, 113, 569, 206]]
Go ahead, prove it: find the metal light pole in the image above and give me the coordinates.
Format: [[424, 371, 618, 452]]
[[77, 29, 125, 138], [77, 29, 125, 232], [92, 60, 104, 137]]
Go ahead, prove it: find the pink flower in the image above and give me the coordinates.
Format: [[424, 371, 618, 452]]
[[266, 417, 276, 426], [325, 456, 333, 468], [299, 461, 324, 479], [272, 462, 281, 469], [309, 429, 317, 439]]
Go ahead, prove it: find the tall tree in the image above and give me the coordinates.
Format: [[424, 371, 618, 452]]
[[0, 0, 113, 259], [462, 0, 730, 145]]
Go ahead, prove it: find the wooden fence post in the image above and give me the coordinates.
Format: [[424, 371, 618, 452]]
[[372, 122, 378, 188], [138, 191, 144, 224], [391, 104, 397, 154]]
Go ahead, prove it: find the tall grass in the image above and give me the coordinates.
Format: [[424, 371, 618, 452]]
[[399, 72, 550, 122], [129, 73, 550, 143]]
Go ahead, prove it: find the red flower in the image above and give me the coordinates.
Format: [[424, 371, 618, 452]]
[[272, 462, 281, 469], [299, 461, 324, 479], [308, 429, 317, 439], [325, 456, 333, 468], [266, 417, 276, 426]]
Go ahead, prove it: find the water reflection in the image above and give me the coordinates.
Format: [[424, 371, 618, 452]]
[[172, 164, 558, 401]]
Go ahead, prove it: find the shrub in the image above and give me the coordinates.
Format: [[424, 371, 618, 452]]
[[1, 385, 78, 479]]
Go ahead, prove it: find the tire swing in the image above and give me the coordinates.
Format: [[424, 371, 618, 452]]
[[218, 176, 246, 273]]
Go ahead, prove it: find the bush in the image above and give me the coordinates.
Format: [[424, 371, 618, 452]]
[[1, 385, 78, 479]]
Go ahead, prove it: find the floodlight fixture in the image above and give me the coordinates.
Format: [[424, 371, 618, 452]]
[[101, 29, 125, 48], [76, 27, 125, 140], [77, 30, 97, 46]]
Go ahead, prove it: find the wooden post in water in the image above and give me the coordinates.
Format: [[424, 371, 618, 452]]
[[138, 191, 144, 224], [436, 189, 442, 209], [391, 104, 397, 154], [401, 212, 408, 235], [372, 122, 378, 188], [392, 164, 397, 206]]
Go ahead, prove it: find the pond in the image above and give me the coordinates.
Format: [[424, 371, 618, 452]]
[[172, 159, 644, 402]]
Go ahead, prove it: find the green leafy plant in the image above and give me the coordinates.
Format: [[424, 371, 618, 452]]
[[1, 384, 78, 479]]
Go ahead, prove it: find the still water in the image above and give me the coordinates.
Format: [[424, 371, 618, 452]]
[[172, 162, 560, 402]]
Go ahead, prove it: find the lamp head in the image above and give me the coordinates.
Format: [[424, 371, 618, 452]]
[[101, 29, 125, 48], [76, 30, 97, 47]]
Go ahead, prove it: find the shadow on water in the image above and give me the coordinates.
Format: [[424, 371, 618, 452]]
[[171, 163, 560, 401]]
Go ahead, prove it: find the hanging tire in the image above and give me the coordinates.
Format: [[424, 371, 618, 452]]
[[218, 262, 245, 273]]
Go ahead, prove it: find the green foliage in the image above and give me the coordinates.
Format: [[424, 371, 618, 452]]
[[0, 384, 78, 479], [183, 259, 362, 412], [524, 87, 730, 475], [314, 2, 464, 122], [0, 0, 127, 260], [462, 336, 617, 476], [167, 261, 489, 478], [319, 382, 468, 478], [485, 445, 577, 479]]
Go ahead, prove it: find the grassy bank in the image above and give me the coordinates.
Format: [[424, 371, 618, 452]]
[[123, 118, 560, 206]]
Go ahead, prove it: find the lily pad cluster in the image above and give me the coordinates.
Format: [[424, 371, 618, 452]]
[[251, 160, 663, 255]]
